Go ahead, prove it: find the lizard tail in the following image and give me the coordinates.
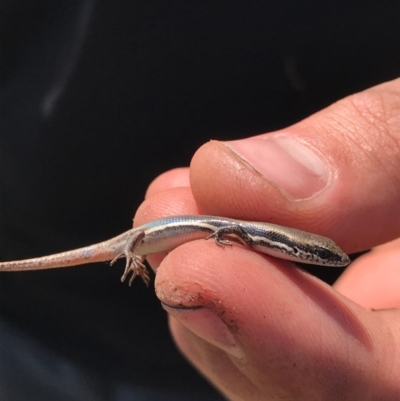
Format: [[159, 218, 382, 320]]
[[0, 242, 118, 271]]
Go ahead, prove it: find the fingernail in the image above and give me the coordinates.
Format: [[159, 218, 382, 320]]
[[225, 135, 331, 199], [162, 304, 245, 359]]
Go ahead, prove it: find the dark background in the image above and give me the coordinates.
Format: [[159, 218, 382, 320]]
[[0, 1, 399, 400]]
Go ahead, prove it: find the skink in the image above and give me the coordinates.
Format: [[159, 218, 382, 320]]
[[0, 215, 350, 285]]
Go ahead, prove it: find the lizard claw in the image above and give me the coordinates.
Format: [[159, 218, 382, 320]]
[[109, 230, 149, 286], [205, 225, 253, 249], [205, 232, 233, 248], [110, 252, 149, 286]]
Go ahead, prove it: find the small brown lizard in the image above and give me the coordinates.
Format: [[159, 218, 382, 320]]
[[0, 215, 350, 285]]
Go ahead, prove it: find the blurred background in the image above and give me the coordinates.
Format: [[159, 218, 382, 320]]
[[0, 1, 399, 400]]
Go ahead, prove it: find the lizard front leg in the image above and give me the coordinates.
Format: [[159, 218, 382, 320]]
[[205, 224, 254, 248]]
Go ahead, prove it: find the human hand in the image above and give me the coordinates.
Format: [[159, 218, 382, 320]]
[[134, 78, 400, 400]]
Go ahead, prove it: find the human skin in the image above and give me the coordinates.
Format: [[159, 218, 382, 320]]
[[134, 78, 400, 400]]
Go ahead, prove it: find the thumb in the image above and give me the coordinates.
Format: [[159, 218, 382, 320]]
[[190, 78, 400, 252]]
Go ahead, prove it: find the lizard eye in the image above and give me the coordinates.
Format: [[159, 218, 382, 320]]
[[315, 248, 331, 260]]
